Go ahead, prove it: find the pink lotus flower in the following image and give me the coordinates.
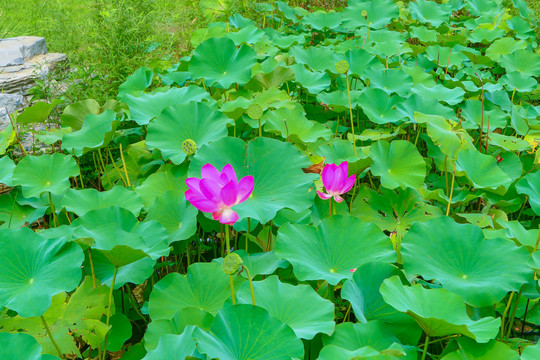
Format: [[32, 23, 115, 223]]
[[316, 161, 355, 202], [185, 164, 254, 225]]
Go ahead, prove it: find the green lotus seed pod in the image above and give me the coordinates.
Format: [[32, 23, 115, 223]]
[[182, 139, 197, 155], [335, 60, 350, 74], [247, 104, 263, 120], [222, 253, 243, 275], [361, 10, 368, 17]]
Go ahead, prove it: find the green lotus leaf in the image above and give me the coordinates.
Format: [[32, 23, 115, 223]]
[[0, 156, 15, 186], [440, 337, 519, 360], [317, 90, 362, 112], [16, 99, 61, 125], [487, 132, 531, 152], [61, 110, 119, 156], [263, 102, 332, 143], [86, 250, 155, 289], [0, 332, 57, 360], [146, 190, 198, 243], [341, 262, 408, 323], [411, 83, 465, 106], [0, 192, 47, 229], [499, 49, 540, 77], [146, 102, 232, 164], [63, 186, 143, 217], [189, 37, 257, 88], [380, 276, 500, 343], [318, 344, 406, 360], [102, 313, 131, 352], [72, 207, 170, 266], [516, 171, 540, 215], [142, 330, 199, 360], [148, 262, 245, 320], [12, 153, 79, 198], [350, 186, 442, 237], [500, 71, 537, 92], [120, 85, 212, 126], [342, 0, 399, 30], [60, 99, 124, 131], [290, 64, 331, 94], [340, 48, 384, 77], [213, 250, 287, 279], [236, 275, 335, 339], [409, 26, 438, 42], [409, 0, 450, 26], [289, 46, 337, 73], [227, 25, 265, 45], [460, 100, 508, 131], [402, 216, 532, 306], [118, 66, 153, 97], [369, 140, 426, 189], [456, 149, 513, 191], [135, 164, 188, 209], [465, 0, 500, 17], [522, 342, 540, 360], [485, 37, 527, 61], [190, 23, 227, 48], [0, 228, 83, 317], [302, 11, 343, 30], [468, 26, 506, 43], [364, 68, 413, 97], [274, 215, 395, 285], [145, 308, 213, 350], [190, 137, 318, 223], [194, 303, 304, 360], [425, 45, 467, 70], [414, 113, 465, 159], [247, 65, 295, 91], [396, 94, 456, 123], [266, 32, 306, 49], [507, 16, 536, 40], [357, 88, 405, 124]]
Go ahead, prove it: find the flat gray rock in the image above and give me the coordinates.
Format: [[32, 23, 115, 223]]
[[0, 36, 47, 67], [0, 94, 23, 130]]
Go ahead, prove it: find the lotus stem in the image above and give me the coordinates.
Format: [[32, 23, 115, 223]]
[[343, 304, 351, 323], [48, 192, 59, 227], [533, 226, 540, 253], [97, 148, 112, 188], [506, 285, 524, 338], [445, 163, 456, 216], [243, 265, 256, 306], [421, 335, 429, 360], [102, 266, 118, 360], [521, 299, 530, 337], [88, 249, 97, 290], [345, 73, 357, 157], [226, 225, 236, 305], [41, 315, 63, 359], [246, 218, 251, 253], [500, 291, 515, 341], [5, 109, 27, 156], [329, 198, 332, 217], [107, 147, 127, 187], [119, 143, 131, 187]]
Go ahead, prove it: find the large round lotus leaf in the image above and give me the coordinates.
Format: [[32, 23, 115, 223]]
[[146, 190, 198, 243], [323, 320, 400, 351], [12, 153, 79, 198], [342, 0, 399, 30], [339, 48, 384, 77], [456, 149, 512, 191], [148, 262, 245, 320], [72, 207, 170, 265], [61, 110, 119, 156], [146, 102, 232, 165], [289, 64, 331, 94], [142, 331, 198, 360], [87, 249, 155, 289], [0, 228, 84, 317], [118, 66, 153, 97], [369, 140, 426, 189], [236, 275, 335, 339], [274, 215, 395, 285], [516, 171, 540, 215], [213, 250, 287, 279], [499, 49, 540, 77], [357, 88, 405, 124], [342, 262, 404, 322], [120, 85, 212, 125], [363, 68, 413, 97], [522, 342, 540, 360], [411, 83, 465, 106], [302, 11, 343, 30], [145, 308, 213, 350], [63, 187, 143, 217], [440, 338, 519, 360], [135, 164, 188, 209], [194, 304, 304, 360], [0, 156, 15, 186], [500, 71, 537, 92], [0, 192, 47, 229], [485, 38, 527, 62], [103, 312, 132, 352], [397, 94, 456, 123], [380, 276, 500, 343], [318, 344, 406, 360], [402, 216, 532, 307], [227, 25, 265, 45], [262, 102, 332, 143], [189, 137, 318, 223], [189, 37, 257, 88], [460, 100, 508, 131], [0, 332, 56, 360], [289, 46, 337, 73], [408, 0, 450, 26], [60, 98, 123, 131]]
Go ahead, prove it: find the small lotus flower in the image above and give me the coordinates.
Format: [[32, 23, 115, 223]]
[[316, 161, 355, 203], [185, 164, 254, 225]]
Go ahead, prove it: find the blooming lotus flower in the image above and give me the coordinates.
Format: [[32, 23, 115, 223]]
[[185, 164, 254, 225], [316, 161, 355, 202]]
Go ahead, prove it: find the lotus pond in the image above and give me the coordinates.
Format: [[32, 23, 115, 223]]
[[1, 0, 540, 359]]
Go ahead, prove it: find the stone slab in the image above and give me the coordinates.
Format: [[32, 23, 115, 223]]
[[0, 36, 47, 67]]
